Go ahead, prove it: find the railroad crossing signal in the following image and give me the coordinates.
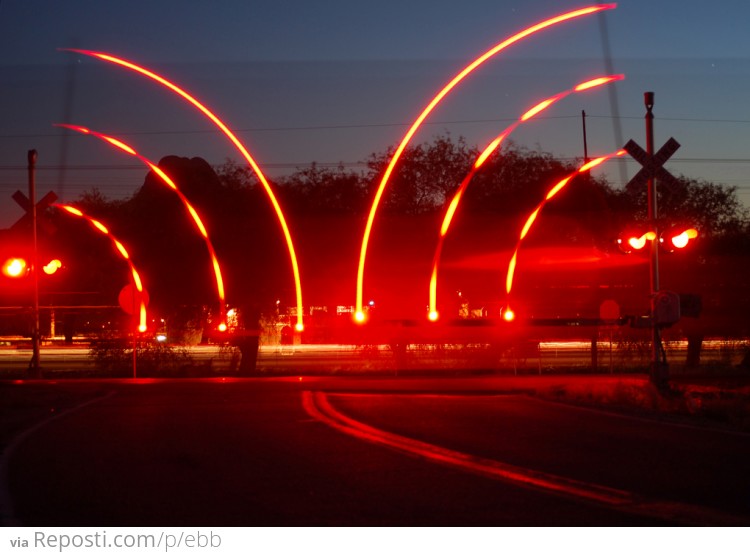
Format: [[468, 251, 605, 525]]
[[11, 189, 58, 234], [623, 137, 681, 189]]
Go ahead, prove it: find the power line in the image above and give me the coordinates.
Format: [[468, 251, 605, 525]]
[[3, 157, 750, 173], [4, 114, 750, 141]]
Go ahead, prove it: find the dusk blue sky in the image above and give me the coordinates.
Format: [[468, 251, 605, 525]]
[[2, 0, 750, 226]]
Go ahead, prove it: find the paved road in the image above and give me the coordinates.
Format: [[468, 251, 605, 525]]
[[2, 377, 749, 525]]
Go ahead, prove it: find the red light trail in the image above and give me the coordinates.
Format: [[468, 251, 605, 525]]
[[428, 75, 624, 321], [61, 49, 305, 332], [502, 150, 627, 319], [303, 390, 633, 505], [55, 204, 148, 332], [55, 124, 228, 332], [355, 4, 617, 323]]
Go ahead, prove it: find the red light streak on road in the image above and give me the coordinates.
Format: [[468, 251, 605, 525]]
[[502, 150, 627, 317], [56, 124, 228, 330], [428, 74, 622, 320], [56, 204, 148, 332], [302, 390, 633, 506], [61, 50, 304, 333], [356, 4, 617, 323]]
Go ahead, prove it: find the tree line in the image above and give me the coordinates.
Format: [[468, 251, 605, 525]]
[[15, 133, 748, 339]]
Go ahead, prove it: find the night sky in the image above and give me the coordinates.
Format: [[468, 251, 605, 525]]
[[2, 0, 750, 227]]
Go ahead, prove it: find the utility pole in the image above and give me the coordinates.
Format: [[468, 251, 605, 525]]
[[625, 93, 681, 391], [644, 92, 668, 389], [582, 110, 599, 371], [581, 110, 589, 164], [28, 150, 41, 379]]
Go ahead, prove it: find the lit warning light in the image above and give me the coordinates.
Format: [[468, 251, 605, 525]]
[[618, 230, 656, 253], [2, 258, 27, 278], [666, 227, 698, 250], [503, 307, 516, 322], [428, 310, 439, 322], [354, 311, 366, 324], [43, 259, 62, 275], [218, 322, 228, 332], [295, 322, 305, 332]]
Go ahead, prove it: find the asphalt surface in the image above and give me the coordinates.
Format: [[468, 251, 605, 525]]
[[2, 377, 749, 526]]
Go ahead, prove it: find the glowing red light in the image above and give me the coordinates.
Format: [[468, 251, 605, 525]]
[[56, 124, 227, 328], [42, 259, 62, 275], [61, 51, 305, 333], [629, 234, 651, 250], [474, 135, 506, 169], [55, 203, 148, 332], [504, 149, 627, 304], [520, 94, 564, 122], [429, 75, 622, 318], [60, 205, 83, 217], [91, 220, 109, 234], [2, 258, 27, 278], [506, 252, 518, 294], [358, 4, 616, 318], [670, 228, 698, 249], [503, 307, 516, 322], [574, 74, 624, 92]]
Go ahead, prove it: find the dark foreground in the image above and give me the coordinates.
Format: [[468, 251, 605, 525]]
[[2, 376, 749, 526]]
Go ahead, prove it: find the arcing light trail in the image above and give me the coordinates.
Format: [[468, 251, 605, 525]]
[[428, 75, 624, 321], [502, 150, 627, 321], [61, 49, 305, 332], [54, 204, 148, 332], [354, 3, 617, 323], [55, 124, 228, 331]]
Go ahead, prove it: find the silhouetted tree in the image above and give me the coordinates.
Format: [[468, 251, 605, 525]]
[[365, 133, 478, 214], [277, 163, 368, 214]]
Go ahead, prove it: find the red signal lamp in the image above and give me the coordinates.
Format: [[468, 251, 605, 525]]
[[617, 229, 656, 254], [2, 257, 28, 278], [42, 259, 62, 275], [661, 227, 698, 252]]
